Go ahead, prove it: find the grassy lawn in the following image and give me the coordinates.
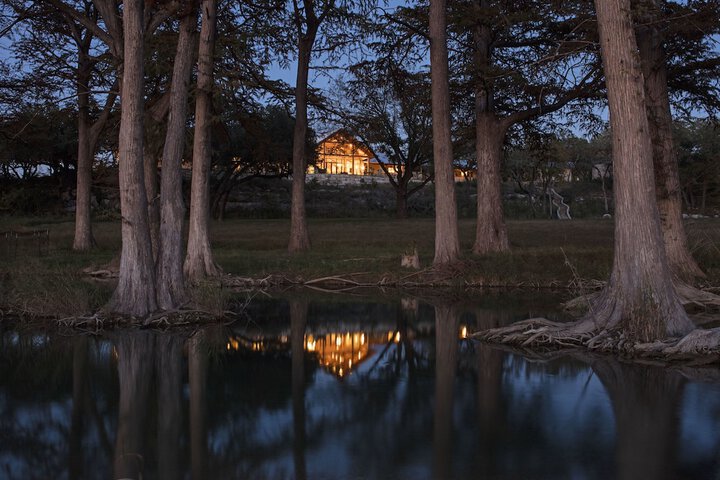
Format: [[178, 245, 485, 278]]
[[1, 215, 719, 318], [2, 215, 719, 287]]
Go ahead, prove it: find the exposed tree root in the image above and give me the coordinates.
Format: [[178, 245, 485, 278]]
[[473, 318, 720, 363], [674, 282, 720, 312], [563, 281, 720, 323]]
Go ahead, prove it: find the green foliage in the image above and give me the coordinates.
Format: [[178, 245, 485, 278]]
[[675, 119, 720, 213], [0, 105, 78, 180]]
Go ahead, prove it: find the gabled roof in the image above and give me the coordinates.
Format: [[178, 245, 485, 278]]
[[316, 128, 377, 159]]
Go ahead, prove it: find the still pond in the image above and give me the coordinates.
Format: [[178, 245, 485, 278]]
[[1, 291, 719, 479]]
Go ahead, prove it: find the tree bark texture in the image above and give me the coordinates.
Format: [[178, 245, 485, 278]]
[[474, 115, 509, 254], [288, 37, 313, 253], [144, 145, 160, 258], [73, 52, 95, 251], [185, 0, 220, 281], [156, 11, 197, 310], [636, 15, 705, 281], [588, 0, 693, 340], [108, 0, 158, 316], [429, 0, 460, 266], [472, 6, 509, 255], [145, 94, 172, 261], [73, 72, 117, 251]]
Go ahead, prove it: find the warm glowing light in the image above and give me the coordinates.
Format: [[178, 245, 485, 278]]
[[387, 331, 393, 341], [394, 332, 401, 343], [339, 368, 344, 376], [461, 326, 468, 339], [226, 343, 231, 350], [306, 330, 373, 378]]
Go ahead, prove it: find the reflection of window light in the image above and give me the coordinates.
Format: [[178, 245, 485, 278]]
[[360, 333, 365, 345], [336, 336, 342, 347], [394, 332, 401, 343], [339, 368, 344, 377], [461, 326, 468, 339]]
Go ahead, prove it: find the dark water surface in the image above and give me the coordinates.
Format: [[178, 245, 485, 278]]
[[1, 292, 719, 479]]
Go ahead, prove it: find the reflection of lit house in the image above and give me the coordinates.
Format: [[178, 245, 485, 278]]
[[305, 331, 407, 378], [305, 332, 371, 378], [225, 323, 469, 379]]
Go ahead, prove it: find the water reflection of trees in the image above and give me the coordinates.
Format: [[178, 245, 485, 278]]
[[0, 333, 115, 478], [202, 298, 436, 478], [113, 332, 154, 479], [3, 294, 720, 478], [591, 359, 684, 480]]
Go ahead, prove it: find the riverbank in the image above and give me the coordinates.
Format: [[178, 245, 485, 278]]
[[1, 217, 719, 320]]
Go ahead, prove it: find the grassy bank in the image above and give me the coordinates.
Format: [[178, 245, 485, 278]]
[[1, 216, 719, 317]]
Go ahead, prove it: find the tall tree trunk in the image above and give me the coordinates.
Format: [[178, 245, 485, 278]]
[[74, 74, 118, 251], [429, 0, 460, 266], [636, 11, 705, 281], [157, 11, 197, 309], [472, 4, 508, 254], [587, 0, 693, 340], [144, 94, 171, 260], [185, 0, 220, 281], [73, 54, 96, 251], [288, 37, 314, 253], [433, 304, 459, 479], [474, 115, 509, 254], [108, 0, 158, 316]]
